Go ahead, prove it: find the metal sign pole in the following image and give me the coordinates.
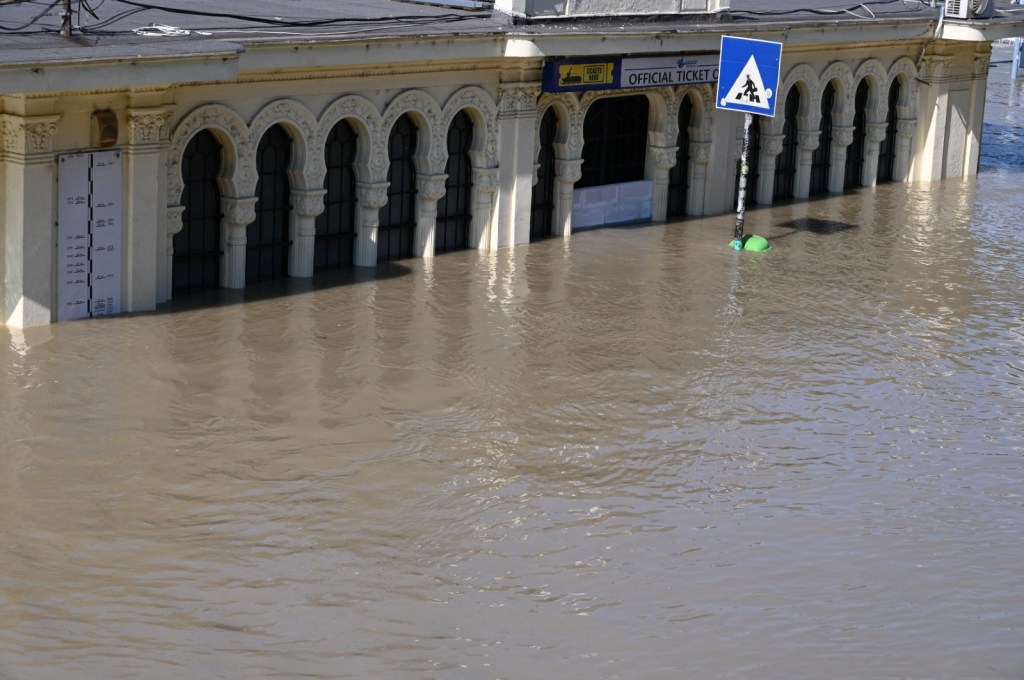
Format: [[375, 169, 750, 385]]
[[734, 112, 753, 241]]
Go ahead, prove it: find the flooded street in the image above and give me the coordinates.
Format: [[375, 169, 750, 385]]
[[2, 59, 1023, 679]]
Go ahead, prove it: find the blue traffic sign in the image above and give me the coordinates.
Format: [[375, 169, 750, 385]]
[[716, 36, 783, 117]]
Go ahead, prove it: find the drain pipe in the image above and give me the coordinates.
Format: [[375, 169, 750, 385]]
[[917, 0, 946, 71]]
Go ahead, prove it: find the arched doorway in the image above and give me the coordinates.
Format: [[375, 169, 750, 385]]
[[174, 129, 222, 293], [667, 95, 693, 219], [877, 79, 901, 183], [248, 124, 292, 285], [379, 114, 418, 262], [774, 86, 800, 201], [530, 107, 558, 241], [436, 110, 474, 254], [316, 119, 358, 272], [845, 79, 869, 189], [810, 81, 835, 196]]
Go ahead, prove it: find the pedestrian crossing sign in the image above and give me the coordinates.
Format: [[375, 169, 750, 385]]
[[716, 36, 783, 117]]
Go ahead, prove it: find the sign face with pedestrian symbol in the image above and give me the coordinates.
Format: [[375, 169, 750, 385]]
[[716, 36, 783, 117]]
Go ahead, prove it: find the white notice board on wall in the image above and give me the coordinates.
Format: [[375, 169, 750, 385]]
[[57, 150, 122, 321]]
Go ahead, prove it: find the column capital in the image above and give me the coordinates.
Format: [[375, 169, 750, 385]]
[[556, 158, 584, 184], [798, 130, 821, 151], [866, 122, 888, 144], [650, 146, 679, 171], [762, 134, 785, 156], [293, 189, 327, 218], [1, 113, 60, 157], [356, 182, 390, 209], [896, 117, 917, 139], [417, 174, 449, 201], [497, 83, 540, 119], [127, 108, 170, 146], [691, 141, 712, 165], [167, 205, 186, 236], [221, 196, 258, 227], [472, 167, 500, 193], [833, 125, 855, 148], [918, 54, 954, 81]]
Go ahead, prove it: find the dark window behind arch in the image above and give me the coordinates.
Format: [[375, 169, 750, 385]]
[[174, 129, 222, 294], [878, 79, 901, 183], [530, 108, 558, 242], [845, 79, 869, 189], [436, 110, 474, 254], [774, 86, 800, 201], [810, 81, 835, 196], [316, 119, 358, 272], [578, 95, 649, 188], [248, 124, 291, 285], [380, 114, 418, 262], [667, 95, 693, 219]]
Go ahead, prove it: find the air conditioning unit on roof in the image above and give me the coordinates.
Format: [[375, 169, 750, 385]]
[[946, 0, 995, 19]]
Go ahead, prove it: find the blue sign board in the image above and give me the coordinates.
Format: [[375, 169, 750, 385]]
[[716, 36, 783, 117]]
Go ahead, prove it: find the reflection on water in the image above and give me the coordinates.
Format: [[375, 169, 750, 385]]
[[2, 62, 1024, 680]]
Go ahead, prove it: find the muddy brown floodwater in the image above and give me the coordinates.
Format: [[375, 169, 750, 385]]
[[2, 55, 1023, 680]]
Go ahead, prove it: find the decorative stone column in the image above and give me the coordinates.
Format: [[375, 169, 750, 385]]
[[830, 125, 855, 193], [863, 122, 888, 187], [649, 146, 678, 222], [165, 204, 186, 296], [126, 107, 169, 312], [688, 141, 711, 216], [495, 83, 540, 248], [553, 158, 583, 237], [415, 174, 448, 258], [354, 182, 389, 267], [2, 113, 60, 327], [471, 167, 499, 250], [290, 188, 327, 278], [220, 196, 258, 288], [795, 130, 820, 200], [759, 134, 784, 205]]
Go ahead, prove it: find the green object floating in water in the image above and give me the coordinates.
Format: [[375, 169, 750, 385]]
[[729, 234, 771, 252]]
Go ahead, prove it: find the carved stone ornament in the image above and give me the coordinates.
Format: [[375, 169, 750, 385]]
[[556, 159, 584, 184], [472, 167, 500, 193], [498, 84, 540, 119], [833, 125, 856, 148], [418, 174, 449, 201], [293, 189, 328, 218], [249, 99, 320, 190], [222, 196, 259, 227], [919, 55, 953, 82], [798, 130, 822, 151], [896, 117, 917, 139], [1, 114, 60, 156], [867, 123, 888, 144], [167, 205, 186, 236], [128, 109, 169, 145], [167, 104, 249, 205], [443, 87, 500, 168], [652, 147, 679, 171], [356, 182, 390, 209], [691, 141, 712, 164], [763, 134, 785, 156]]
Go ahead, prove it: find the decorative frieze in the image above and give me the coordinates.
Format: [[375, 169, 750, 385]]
[[497, 84, 540, 119]]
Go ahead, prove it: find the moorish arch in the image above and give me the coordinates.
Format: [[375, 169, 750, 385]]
[[768, 63, 819, 136], [533, 93, 582, 238], [167, 103, 249, 207], [854, 58, 891, 123], [886, 56, 920, 119], [316, 94, 384, 187], [380, 89, 443, 176], [440, 86, 499, 169], [246, 99, 320, 194], [816, 62, 856, 129]]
